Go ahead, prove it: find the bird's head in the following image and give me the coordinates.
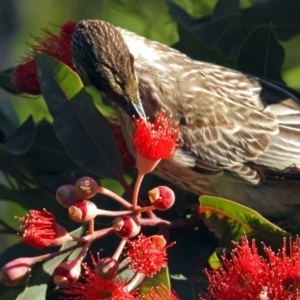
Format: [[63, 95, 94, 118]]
[[71, 19, 145, 118]]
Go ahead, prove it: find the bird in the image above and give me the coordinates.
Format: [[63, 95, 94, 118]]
[[71, 19, 300, 220]]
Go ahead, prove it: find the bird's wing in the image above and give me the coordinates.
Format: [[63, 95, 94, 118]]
[[180, 62, 300, 184]]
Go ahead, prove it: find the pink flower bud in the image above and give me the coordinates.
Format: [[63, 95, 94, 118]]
[[148, 186, 175, 210], [74, 177, 98, 199], [56, 185, 77, 208], [53, 260, 81, 288], [68, 200, 98, 223], [113, 215, 140, 238], [0, 257, 33, 286], [95, 257, 119, 280]]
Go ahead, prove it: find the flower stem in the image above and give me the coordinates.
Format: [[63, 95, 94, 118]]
[[132, 172, 144, 210], [126, 272, 145, 292], [30, 244, 81, 265], [97, 187, 132, 209], [135, 205, 155, 214], [88, 218, 94, 236], [96, 209, 133, 217], [74, 240, 92, 264], [112, 239, 127, 261]]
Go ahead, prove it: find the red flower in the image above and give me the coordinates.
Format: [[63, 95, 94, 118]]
[[12, 21, 77, 94], [202, 235, 300, 300], [62, 254, 136, 300], [16, 209, 57, 250], [141, 285, 180, 300], [133, 110, 179, 161], [124, 234, 174, 277]]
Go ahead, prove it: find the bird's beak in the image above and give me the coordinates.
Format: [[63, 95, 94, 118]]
[[126, 94, 146, 119]]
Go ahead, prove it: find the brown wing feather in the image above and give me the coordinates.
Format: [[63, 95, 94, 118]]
[[120, 27, 300, 184]]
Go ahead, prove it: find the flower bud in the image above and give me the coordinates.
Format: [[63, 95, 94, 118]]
[[53, 260, 81, 288], [74, 177, 98, 199], [56, 185, 77, 208], [150, 235, 167, 248], [148, 186, 175, 210], [95, 257, 119, 280], [0, 257, 33, 286], [68, 200, 98, 223], [113, 215, 140, 238]]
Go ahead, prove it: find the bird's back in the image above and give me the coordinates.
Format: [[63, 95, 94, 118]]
[[117, 27, 300, 217]]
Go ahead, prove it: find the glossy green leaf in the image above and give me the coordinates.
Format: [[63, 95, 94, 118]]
[[36, 54, 124, 182], [85, 86, 116, 118], [173, 22, 236, 69], [170, 0, 217, 19], [238, 25, 285, 82], [139, 267, 170, 297], [0, 67, 17, 94], [241, 0, 300, 40], [0, 184, 68, 222], [52, 88, 124, 180], [193, 14, 241, 57], [21, 121, 82, 174], [116, 258, 136, 283], [207, 247, 223, 270], [199, 195, 290, 250], [36, 53, 83, 115], [0, 99, 20, 137], [212, 0, 239, 20], [3, 116, 36, 155]]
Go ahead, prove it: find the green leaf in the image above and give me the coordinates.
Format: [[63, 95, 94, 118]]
[[199, 195, 290, 250], [35, 53, 83, 115], [21, 121, 83, 174], [240, 1, 300, 40], [0, 99, 20, 137], [52, 88, 124, 180], [85, 86, 116, 118], [173, 22, 236, 69], [3, 116, 36, 155], [0, 68, 17, 94], [0, 184, 68, 222], [193, 14, 241, 57], [212, 0, 240, 20], [116, 258, 136, 283], [170, 0, 218, 19], [237, 24, 285, 82], [36, 54, 124, 181], [207, 247, 223, 270], [139, 267, 170, 297]]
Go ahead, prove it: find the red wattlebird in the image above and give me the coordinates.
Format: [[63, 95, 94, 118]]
[[71, 20, 300, 220]]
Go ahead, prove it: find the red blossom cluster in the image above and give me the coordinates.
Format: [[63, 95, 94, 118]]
[[12, 21, 77, 94], [133, 110, 179, 161], [202, 235, 300, 300]]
